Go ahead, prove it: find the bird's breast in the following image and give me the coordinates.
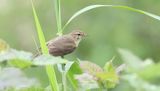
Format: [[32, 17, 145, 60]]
[[47, 37, 76, 56]]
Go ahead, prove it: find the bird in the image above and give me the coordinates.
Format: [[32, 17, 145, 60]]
[[36, 30, 86, 58]]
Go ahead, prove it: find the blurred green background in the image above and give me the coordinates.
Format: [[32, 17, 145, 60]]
[[0, 0, 160, 90], [1, 0, 160, 65]]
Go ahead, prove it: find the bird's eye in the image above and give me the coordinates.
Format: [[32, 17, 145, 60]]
[[77, 34, 81, 36]]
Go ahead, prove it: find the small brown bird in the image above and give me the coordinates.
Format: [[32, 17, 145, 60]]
[[36, 30, 86, 58]]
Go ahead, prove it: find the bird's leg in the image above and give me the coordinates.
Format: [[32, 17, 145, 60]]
[[60, 56, 67, 91], [61, 56, 66, 70]]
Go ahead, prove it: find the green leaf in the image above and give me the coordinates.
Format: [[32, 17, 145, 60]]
[[8, 59, 32, 69], [75, 73, 99, 90], [63, 5, 160, 30], [67, 61, 83, 90], [79, 61, 103, 76], [118, 49, 155, 73], [138, 63, 160, 81], [9, 49, 33, 61], [57, 61, 74, 91], [31, 1, 48, 54], [96, 72, 119, 89], [122, 74, 160, 91], [79, 61, 120, 89], [103, 57, 115, 73], [57, 61, 73, 73], [0, 49, 33, 68], [118, 49, 144, 71], [18, 86, 45, 91], [0, 67, 40, 91], [96, 72, 118, 82], [33, 55, 66, 66], [64, 61, 74, 73], [6, 86, 45, 91], [0, 39, 9, 53], [8, 49, 32, 68]]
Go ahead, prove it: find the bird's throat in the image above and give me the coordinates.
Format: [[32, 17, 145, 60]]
[[75, 39, 81, 47]]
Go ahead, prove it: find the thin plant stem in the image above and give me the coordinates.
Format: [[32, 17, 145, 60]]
[[54, 0, 62, 36], [54, 0, 67, 91], [46, 65, 60, 91], [62, 72, 67, 91]]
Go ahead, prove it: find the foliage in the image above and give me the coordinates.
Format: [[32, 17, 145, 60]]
[[1, 0, 160, 91], [117, 49, 160, 91], [0, 67, 39, 91]]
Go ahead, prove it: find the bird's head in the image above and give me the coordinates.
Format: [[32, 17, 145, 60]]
[[70, 30, 86, 46]]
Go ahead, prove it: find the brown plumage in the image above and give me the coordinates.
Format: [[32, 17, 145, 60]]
[[36, 30, 86, 57]]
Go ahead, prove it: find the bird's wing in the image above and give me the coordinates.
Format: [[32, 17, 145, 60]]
[[47, 35, 76, 56]]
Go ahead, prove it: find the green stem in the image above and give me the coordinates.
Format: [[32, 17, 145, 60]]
[[54, 0, 66, 91], [46, 65, 59, 91], [62, 72, 67, 91], [54, 0, 62, 35], [54, 0, 65, 91]]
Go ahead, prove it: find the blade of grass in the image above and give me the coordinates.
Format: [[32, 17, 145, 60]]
[[62, 5, 160, 30], [54, 0, 62, 36], [53, 0, 67, 91], [31, 1, 48, 54], [31, 1, 59, 91]]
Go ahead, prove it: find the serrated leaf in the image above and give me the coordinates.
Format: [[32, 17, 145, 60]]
[[79, 61, 103, 76], [63, 5, 160, 30], [0, 50, 15, 62], [75, 73, 99, 90], [0, 49, 33, 68], [0, 67, 40, 91], [0, 49, 33, 61], [33, 55, 66, 66], [118, 49, 155, 73], [118, 49, 144, 71], [67, 61, 83, 90], [8, 59, 32, 69]]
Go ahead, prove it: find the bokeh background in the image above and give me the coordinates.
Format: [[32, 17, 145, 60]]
[[0, 0, 160, 90]]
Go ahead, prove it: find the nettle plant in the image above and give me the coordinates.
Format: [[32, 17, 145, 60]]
[[0, 0, 160, 91]]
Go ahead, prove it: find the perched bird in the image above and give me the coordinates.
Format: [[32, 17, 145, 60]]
[[36, 30, 86, 58]]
